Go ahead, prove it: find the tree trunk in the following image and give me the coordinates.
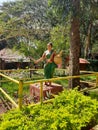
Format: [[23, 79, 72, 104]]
[[69, 0, 80, 89], [84, 23, 92, 58]]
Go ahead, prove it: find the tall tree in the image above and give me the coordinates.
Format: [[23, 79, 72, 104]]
[[80, 0, 98, 58], [69, 0, 80, 88]]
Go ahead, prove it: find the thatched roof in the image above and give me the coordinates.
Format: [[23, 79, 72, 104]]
[[0, 48, 30, 62]]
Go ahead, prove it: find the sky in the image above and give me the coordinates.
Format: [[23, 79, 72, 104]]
[[0, 0, 15, 5]]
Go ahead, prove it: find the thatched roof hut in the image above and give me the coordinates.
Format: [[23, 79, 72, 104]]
[[0, 48, 30, 62], [0, 48, 30, 69]]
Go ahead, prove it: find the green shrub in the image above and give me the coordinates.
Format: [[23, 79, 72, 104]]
[[89, 90, 98, 100], [0, 89, 98, 130]]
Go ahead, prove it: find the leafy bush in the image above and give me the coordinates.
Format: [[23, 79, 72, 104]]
[[89, 90, 98, 100], [0, 89, 98, 130]]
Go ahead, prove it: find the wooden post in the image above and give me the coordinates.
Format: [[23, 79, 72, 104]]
[[0, 58, 2, 70], [18, 80, 23, 109], [40, 82, 43, 104], [0, 58, 2, 86], [96, 74, 98, 87]]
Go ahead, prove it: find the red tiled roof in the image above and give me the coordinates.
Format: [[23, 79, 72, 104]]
[[79, 58, 90, 64]]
